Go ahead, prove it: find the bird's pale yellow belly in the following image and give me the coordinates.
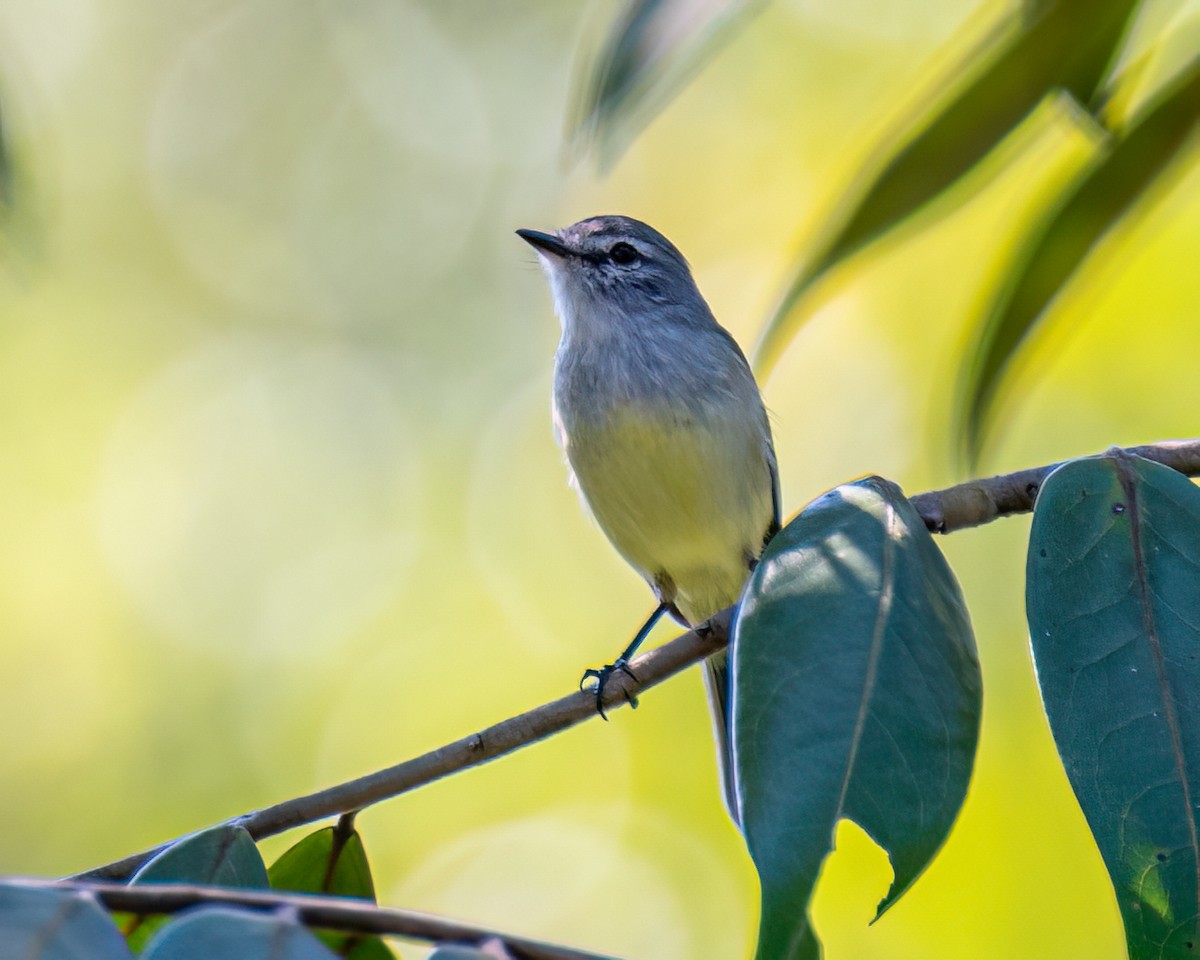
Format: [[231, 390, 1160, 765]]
[[562, 406, 773, 625]]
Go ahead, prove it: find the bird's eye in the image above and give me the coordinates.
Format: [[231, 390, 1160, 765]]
[[609, 242, 639, 265]]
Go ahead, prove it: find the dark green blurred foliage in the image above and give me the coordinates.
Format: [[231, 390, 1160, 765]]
[[958, 58, 1200, 461], [753, 0, 1145, 378]]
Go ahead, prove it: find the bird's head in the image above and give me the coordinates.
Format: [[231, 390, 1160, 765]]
[[517, 215, 710, 336]]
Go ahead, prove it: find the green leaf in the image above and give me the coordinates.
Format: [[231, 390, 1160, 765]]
[[1027, 451, 1200, 958], [753, 0, 1143, 376], [269, 826, 375, 899], [733, 477, 981, 960], [269, 824, 395, 959], [570, 0, 765, 167], [122, 824, 269, 950], [133, 824, 269, 887], [141, 907, 338, 960], [0, 883, 133, 959], [343, 934, 397, 960], [957, 57, 1200, 464]]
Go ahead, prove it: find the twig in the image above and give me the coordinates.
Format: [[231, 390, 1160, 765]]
[[908, 438, 1200, 533], [76, 613, 730, 882], [76, 438, 1200, 882], [3, 877, 618, 960]]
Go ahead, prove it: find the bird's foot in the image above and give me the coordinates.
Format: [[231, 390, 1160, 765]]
[[580, 659, 639, 720]]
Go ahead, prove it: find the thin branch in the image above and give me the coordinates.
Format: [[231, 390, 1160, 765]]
[[76, 613, 730, 882], [76, 438, 1200, 883], [909, 438, 1200, 533], [4, 877, 618, 960]]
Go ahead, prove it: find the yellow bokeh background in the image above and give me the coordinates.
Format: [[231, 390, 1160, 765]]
[[0, 1, 1197, 957]]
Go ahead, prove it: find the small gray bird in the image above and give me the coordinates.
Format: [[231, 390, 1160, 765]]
[[517, 215, 779, 817]]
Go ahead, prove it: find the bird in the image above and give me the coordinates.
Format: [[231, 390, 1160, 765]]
[[517, 215, 779, 819]]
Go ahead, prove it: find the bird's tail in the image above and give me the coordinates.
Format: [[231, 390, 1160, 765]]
[[703, 649, 739, 826]]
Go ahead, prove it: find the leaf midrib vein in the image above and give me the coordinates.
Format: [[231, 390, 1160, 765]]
[[833, 499, 898, 822], [1119, 455, 1200, 924]]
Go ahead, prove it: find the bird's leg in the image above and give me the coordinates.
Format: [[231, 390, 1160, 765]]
[[580, 601, 668, 719]]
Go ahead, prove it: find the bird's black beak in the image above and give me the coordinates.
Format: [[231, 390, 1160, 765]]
[[516, 228, 572, 259]]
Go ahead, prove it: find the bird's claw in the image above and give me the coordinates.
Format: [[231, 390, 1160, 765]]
[[580, 659, 639, 720]]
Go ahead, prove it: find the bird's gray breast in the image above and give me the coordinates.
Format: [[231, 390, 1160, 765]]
[[552, 326, 775, 623]]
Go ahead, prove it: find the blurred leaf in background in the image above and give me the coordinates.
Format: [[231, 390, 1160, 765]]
[[0, 100, 11, 215], [570, 0, 767, 168], [569, 0, 1195, 472], [752, 0, 1145, 377], [956, 56, 1200, 463]]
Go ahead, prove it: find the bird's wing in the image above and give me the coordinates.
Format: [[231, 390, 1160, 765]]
[[709, 418, 777, 827], [767, 443, 782, 540], [704, 649, 739, 824]]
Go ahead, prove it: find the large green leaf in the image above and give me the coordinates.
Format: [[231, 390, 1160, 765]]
[[141, 907, 338, 960], [0, 883, 132, 959], [1027, 451, 1200, 958], [733, 477, 981, 960], [269, 824, 395, 960], [570, 0, 765, 167], [753, 0, 1143, 376], [121, 824, 269, 949], [132, 824, 269, 887], [957, 57, 1200, 464]]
